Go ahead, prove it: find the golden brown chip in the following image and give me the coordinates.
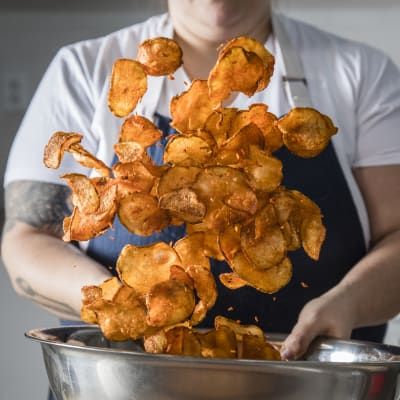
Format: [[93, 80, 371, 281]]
[[137, 37, 183, 76], [108, 59, 147, 118], [208, 47, 265, 103], [173, 233, 210, 271], [204, 108, 238, 147], [81, 285, 102, 324], [281, 220, 302, 251], [67, 144, 111, 177], [229, 104, 282, 152], [219, 225, 242, 263], [159, 188, 206, 223], [144, 330, 168, 354], [218, 36, 275, 92], [170, 80, 220, 133], [162, 326, 203, 357], [146, 278, 195, 327], [43, 132, 82, 169], [113, 161, 156, 195], [164, 134, 213, 166], [118, 193, 170, 236], [278, 107, 338, 158], [61, 173, 99, 214], [119, 115, 162, 147], [114, 142, 145, 163], [301, 213, 326, 260], [157, 166, 201, 197], [219, 272, 247, 290], [241, 334, 281, 360], [99, 277, 123, 301], [230, 254, 292, 294], [214, 316, 264, 340], [197, 327, 237, 359], [116, 242, 181, 295]]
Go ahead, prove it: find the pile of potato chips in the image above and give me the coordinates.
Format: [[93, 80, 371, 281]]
[[44, 36, 338, 360]]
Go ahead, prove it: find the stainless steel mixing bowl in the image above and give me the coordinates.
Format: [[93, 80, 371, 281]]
[[26, 326, 400, 400]]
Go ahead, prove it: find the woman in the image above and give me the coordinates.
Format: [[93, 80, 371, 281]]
[[3, 0, 400, 367]]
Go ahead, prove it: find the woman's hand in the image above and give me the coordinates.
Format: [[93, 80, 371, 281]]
[[280, 287, 356, 360]]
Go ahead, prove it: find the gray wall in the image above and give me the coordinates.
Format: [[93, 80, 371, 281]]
[[1, 2, 400, 399]]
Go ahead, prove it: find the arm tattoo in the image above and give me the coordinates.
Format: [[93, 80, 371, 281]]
[[15, 277, 78, 317], [4, 180, 72, 237]]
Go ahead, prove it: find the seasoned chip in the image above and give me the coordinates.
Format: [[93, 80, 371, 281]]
[[214, 316, 264, 340], [116, 242, 181, 295], [278, 107, 338, 158], [204, 108, 237, 147], [230, 104, 283, 152], [137, 37, 183, 76], [108, 59, 147, 117], [159, 188, 206, 223], [219, 272, 247, 290], [119, 115, 162, 147], [61, 173, 99, 214], [219, 225, 242, 263], [67, 144, 111, 177], [113, 161, 156, 193], [301, 213, 326, 260], [100, 277, 123, 301], [174, 233, 210, 271], [157, 166, 201, 197], [241, 334, 281, 360], [118, 193, 170, 236], [208, 47, 265, 103], [230, 254, 292, 294], [219, 37, 275, 91], [170, 80, 220, 133], [43, 132, 82, 169], [197, 327, 237, 359], [164, 134, 213, 166], [114, 142, 145, 163]]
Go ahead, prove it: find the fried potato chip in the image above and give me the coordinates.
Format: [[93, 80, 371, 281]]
[[278, 107, 338, 158], [116, 242, 181, 295], [203, 230, 225, 261], [118, 193, 170, 236], [164, 326, 203, 357], [281, 220, 302, 251], [137, 37, 183, 76], [301, 213, 326, 260], [159, 188, 206, 223], [241, 222, 286, 269], [114, 142, 145, 163], [100, 277, 123, 301], [146, 278, 195, 327], [241, 334, 281, 360], [197, 327, 237, 359], [43, 132, 82, 169], [81, 285, 102, 324], [67, 144, 111, 177], [157, 166, 201, 197], [229, 104, 282, 152], [219, 225, 242, 263], [164, 134, 213, 166], [186, 265, 217, 325], [208, 47, 265, 103], [270, 188, 297, 225], [214, 316, 264, 340], [113, 161, 156, 193], [219, 272, 247, 290], [174, 233, 210, 271], [218, 37, 275, 92], [170, 80, 220, 133], [230, 254, 292, 294], [143, 330, 168, 354], [204, 108, 238, 147], [119, 115, 162, 147], [108, 59, 147, 117], [61, 173, 99, 214]]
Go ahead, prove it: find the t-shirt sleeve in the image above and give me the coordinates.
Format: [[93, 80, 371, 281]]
[[4, 45, 99, 187], [353, 48, 400, 168]]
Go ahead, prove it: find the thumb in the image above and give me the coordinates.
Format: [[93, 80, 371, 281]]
[[281, 315, 321, 360]]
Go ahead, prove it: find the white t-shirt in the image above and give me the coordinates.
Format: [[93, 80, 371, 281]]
[[4, 13, 400, 246]]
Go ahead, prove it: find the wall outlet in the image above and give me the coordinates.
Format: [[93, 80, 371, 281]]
[[2, 72, 28, 112]]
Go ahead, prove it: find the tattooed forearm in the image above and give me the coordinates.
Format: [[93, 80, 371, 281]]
[[15, 277, 79, 317], [4, 180, 72, 237]]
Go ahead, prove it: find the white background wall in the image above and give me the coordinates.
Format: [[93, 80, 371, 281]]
[[1, 1, 400, 399]]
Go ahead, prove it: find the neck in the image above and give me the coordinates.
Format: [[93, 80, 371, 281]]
[[172, 13, 272, 81]]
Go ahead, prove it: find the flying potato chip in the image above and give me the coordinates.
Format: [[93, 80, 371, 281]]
[[119, 115, 162, 147], [219, 225, 242, 263], [219, 272, 247, 290], [214, 316, 264, 340], [241, 334, 281, 360], [208, 47, 265, 103], [204, 108, 238, 147], [278, 107, 338, 158], [114, 142, 145, 163], [113, 161, 156, 193], [157, 166, 201, 197], [137, 37, 183, 76], [164, 134, 213, 166], [100, 277, 123, 301], [67, 144, 111, 177], [230, 104, 283, 152], [116, 242, 181, 295], [301, 213, 326, 260], [230, 253, 292, 294], [118, 193, 170, 236], [108, 59, 147, 118], [43, 132, 82, 169], [170, 80, 220, 133], [61, 173, 100, 214], [218, 36, 275, 92], [174, 233, 210, 271]]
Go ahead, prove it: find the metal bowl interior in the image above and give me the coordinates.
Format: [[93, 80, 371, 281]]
[[25, 326, 400, 400]]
